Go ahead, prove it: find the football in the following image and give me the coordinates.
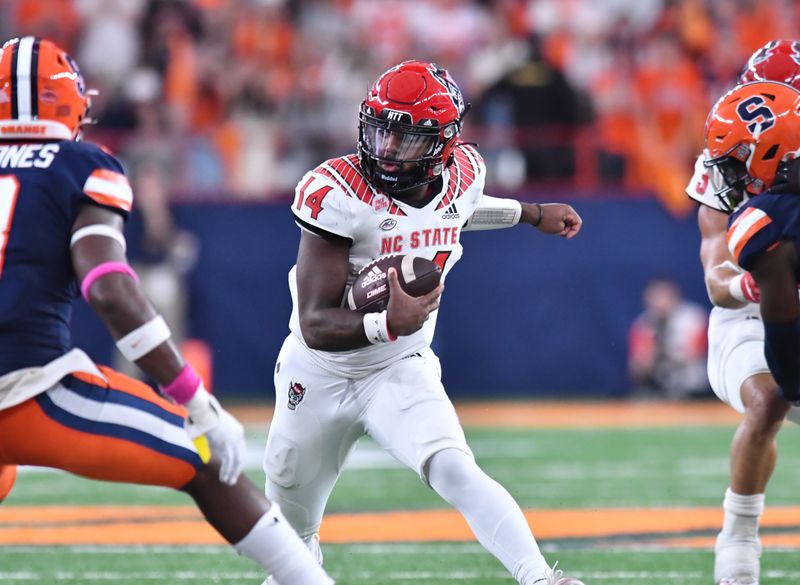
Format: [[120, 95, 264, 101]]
[[347, 255, 442, 313]]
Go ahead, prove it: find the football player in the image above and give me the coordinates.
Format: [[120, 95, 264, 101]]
[[686, 40, 800, 585], [263, 60, 583, 585], [0, 37, 332, 585]]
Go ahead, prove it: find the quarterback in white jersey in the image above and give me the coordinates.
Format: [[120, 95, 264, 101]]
[[686, 38, 800, 585], [263, 61, 584, 585]]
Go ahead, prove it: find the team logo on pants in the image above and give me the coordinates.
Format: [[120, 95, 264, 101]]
[[288, 382, 307, 410]]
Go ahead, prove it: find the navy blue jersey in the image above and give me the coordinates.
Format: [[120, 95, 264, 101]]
[[727, 193, 800, 277], [0, 140, 132, 374]]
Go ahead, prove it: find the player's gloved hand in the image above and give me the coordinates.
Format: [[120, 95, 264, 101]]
[[386, 267, 443, 337], [729, 271, 760, 304], [185, 389, 246, 485], [770, 158, 800, 194]]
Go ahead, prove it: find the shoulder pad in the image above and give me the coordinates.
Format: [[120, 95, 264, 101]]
[[437, 143, 484, 211]]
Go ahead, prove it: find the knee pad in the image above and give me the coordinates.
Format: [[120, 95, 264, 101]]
[[264, 433, 301, 488]]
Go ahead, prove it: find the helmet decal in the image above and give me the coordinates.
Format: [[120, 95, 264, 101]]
[[9, 36, 41, 120], [428, 64, 465, 117], [736, 96, 776, 136]]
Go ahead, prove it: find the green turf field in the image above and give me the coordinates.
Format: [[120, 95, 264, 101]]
[[3, 415, 800, 584]]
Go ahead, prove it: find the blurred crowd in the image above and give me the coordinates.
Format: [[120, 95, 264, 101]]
[[2, 0, 799, 212]]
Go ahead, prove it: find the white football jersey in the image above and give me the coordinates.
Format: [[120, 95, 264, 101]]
[[686, 150, 727, 212], [686, 151, 761, 318], [287, 144, 485, 376]]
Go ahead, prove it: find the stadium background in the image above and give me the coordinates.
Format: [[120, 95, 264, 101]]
[[7, 0, 791, 399], [7, 2, 800, 585]]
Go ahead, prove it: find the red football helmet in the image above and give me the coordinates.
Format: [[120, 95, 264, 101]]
[[0, 37, 92, 141], [358, 60, 468, 196], [704, 81, 800, 211], [739, 40, 800, 89]]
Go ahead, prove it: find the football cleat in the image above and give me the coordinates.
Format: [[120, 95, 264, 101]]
[[537, 562, 586, 585], [714, 533, 761, 585]]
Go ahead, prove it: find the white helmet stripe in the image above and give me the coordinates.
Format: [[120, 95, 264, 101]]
[[14, 36, 35, 121]]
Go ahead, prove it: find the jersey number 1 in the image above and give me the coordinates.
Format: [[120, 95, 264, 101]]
[[0, 176, 20, 277]]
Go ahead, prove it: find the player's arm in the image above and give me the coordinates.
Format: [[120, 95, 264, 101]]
[[698, 205, 760, 307], [70, 204, 245, 484], [296, 230, 442, 351], [750, 240, 800, 401], [463, 195, 582, 238]]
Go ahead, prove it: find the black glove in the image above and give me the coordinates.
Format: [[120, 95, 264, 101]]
[[769, 158, 800, 194]]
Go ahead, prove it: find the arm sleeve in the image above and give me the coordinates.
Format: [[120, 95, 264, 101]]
[[462, 194, 522, 231], [292, 170, 353, 240]]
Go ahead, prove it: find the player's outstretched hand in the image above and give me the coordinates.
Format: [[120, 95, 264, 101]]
[[186, 392, 246, 485], [536, 203, 583, 238], [386, 267, 443, 337]]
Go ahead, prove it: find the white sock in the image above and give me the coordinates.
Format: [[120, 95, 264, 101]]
[[427, 448, 549, 585], [720, 487, 764, 541], [235, 503, 333, 585]]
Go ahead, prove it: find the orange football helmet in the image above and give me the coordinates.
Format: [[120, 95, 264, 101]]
[[704, 81, 800, 211], [0, 37, 92, 141]]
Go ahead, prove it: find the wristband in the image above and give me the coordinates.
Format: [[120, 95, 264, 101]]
[[532, 203, 544, 227], [729, 273, 759, 303], [115, 315, 171, 362], [363, 311, 397, 344], [81, 261, 139, 301], [160, 363, 202, 404]]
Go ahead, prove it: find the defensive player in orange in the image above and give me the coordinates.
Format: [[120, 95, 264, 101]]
[[687, 40, 800, 585], [0, 36, 332, 585]]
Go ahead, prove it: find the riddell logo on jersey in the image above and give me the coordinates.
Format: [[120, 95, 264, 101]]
[[360, 266, 386, 288]]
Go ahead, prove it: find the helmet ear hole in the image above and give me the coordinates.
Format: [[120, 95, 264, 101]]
[[762, 143, 780, 160]]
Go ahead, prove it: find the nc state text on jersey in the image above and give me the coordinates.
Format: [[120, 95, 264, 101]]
[[380, 227, 459, 254]]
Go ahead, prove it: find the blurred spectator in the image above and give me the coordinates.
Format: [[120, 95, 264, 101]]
[[117, 161, 199, 378], [628, 278, 709, 399], [6, 0, 800, 206], [474, 35, 592, 186]]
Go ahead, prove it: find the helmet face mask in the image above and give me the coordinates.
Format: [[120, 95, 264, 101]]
[[357, 60, 467, 196], [704, 144, 758, 212]]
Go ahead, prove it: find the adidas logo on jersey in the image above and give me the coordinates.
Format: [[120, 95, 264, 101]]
[[360, 266, 386, 288], [442, 203, 460, 220]]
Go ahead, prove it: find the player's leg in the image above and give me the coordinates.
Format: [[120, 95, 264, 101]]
[[361, 350, 582, 585], [708, 317, 789, 584], [0, 368, 332, 585], [263, 335, 364, 576]]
